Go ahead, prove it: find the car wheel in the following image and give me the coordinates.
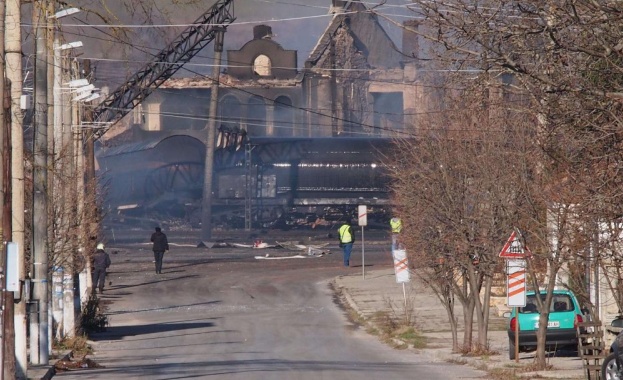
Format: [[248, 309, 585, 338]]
[[602, 353, 623, 380], [509, 339, 516, 360]]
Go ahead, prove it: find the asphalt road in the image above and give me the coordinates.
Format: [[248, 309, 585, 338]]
[[56, 240, 487, 379]]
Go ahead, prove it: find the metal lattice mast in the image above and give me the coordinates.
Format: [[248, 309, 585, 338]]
[[91, 0, 235, 139]]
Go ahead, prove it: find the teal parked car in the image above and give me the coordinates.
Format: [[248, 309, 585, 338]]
[[507, 289, 585, 360]]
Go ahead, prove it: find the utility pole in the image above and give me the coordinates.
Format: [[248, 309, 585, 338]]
[[46, 2, 55, 353], [32, 0, 49, 365], [60, 49, 76, 339], [72, 58, 89, 304], [83, 60, 95, 293], [201, 28, 225, 242], [3, 82, 15, 380], [0, 1, 7, 378], [6, 0, 28, 376]]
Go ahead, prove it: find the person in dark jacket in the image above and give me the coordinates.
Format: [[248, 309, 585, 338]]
[[151, 227, 169, 274], [92, 243, 111, 294]]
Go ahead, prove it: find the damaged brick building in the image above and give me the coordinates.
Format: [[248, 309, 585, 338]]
[[98, 0, 425, 229]]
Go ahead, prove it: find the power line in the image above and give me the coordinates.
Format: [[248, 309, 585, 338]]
[[30, 2, 533, 139], [27, 28, 528, 134]]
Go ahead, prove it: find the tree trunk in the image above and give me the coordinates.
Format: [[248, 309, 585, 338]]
[[478, 275, 493, 349], [447, 298, 459, 352], [462, 295, 476, 350], [440, 282, 459, 352]]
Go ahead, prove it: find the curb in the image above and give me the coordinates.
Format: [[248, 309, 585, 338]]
[[333, 273, 585, 380], [33, 351, 72, 380]]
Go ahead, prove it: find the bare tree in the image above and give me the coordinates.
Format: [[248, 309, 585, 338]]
[[389, 78, 536, 352], [379, 0, 623, 367]]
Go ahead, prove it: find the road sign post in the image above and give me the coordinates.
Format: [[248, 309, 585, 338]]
[[499, 229, 530, 363], [392, 248, 410, 311], [507, 259, 526, 307], [358, 205, 367, 279], [498, 230, 531, 259]]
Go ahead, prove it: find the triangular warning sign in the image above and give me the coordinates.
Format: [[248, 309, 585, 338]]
[[499, 230, 531, 258]]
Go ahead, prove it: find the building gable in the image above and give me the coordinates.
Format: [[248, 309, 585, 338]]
[[227, 25, 298, 80], [306, 1, 402, 70]]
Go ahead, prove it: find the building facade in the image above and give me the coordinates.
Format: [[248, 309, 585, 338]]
[[99, 0, 425, 228]]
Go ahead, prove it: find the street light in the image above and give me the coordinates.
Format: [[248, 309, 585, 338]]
[[66, 79, 89, 88], [56, 41, 83, 50], [82, 93, 101, 103], [50, 7, 80, 19], [73, 89, 97, 102]]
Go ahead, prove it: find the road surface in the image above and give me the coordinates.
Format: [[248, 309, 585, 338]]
[[56, 241, 487, 379]]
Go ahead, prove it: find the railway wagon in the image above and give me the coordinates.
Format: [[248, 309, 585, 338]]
[[98, 135, 394, 229]]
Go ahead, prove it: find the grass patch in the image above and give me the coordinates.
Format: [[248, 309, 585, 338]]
[[54, 334, 92, 357], [396, 327, 427, 349], [371, 311, 427, 349], [80, 295, 108, 333], [521, 362, 553, 372], [459, 342, 499, 357], [447, 357, 468, 365], [332, 280, 426, 350], [366, 326, 379, 335], [487, 368, 523, 380], [373, 311, 397, 335]]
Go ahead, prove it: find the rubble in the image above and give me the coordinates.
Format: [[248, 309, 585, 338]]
[[54, 354, 103, 372]]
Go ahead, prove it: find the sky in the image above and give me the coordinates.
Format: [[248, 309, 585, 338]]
[[39, 0, 416, 89]]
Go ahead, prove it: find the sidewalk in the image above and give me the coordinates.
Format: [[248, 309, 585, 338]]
[[26, 351, 71, 380], [333, 268, 585, 380], [27, 365, 54, 380]]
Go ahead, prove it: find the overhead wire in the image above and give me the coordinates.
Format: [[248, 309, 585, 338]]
[[27, 38, 529, 137], [25, 2, 533, 138]]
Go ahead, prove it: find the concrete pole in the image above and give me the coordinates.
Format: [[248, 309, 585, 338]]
[[71, 57, 89, 302], [73, 91, 89, 304], [51, 39, 63, 342], [45, 2, 54, 354], [32, 0, 50, 365], [201, 28, 224, 241], [0, 1, 7, 378], [82, 60, 94, 293], [6, 0, 28, 375], [62, 54, 75, 338]]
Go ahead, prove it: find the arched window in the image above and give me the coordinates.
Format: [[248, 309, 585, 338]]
[[254, 55, 272, 76], [274, 96, 293, 137], [219, 95, 241, 130], [247, 96, 266, 136]]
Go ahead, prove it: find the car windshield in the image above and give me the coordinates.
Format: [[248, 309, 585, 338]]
[[519, 294, 574, 313]]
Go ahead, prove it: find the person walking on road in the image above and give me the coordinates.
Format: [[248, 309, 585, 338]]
[[338, 220, 355, 267], [92, 243, 111, 294], [151, 227, 169, 274], [390, 216, 402, 250]]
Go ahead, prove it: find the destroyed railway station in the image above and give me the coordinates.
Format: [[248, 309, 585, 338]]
[[96, 0, 426, 231]]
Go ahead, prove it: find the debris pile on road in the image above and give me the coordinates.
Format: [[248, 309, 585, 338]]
[[54, 354, 103, 372], [254, 241, 332, 259]]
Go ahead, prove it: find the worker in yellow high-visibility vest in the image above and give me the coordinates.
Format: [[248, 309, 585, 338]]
[[338, 220, 355, 267], [390, 217, 402, 250]]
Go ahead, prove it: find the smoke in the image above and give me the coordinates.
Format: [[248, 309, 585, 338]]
[[33, 0, 412, 88]]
